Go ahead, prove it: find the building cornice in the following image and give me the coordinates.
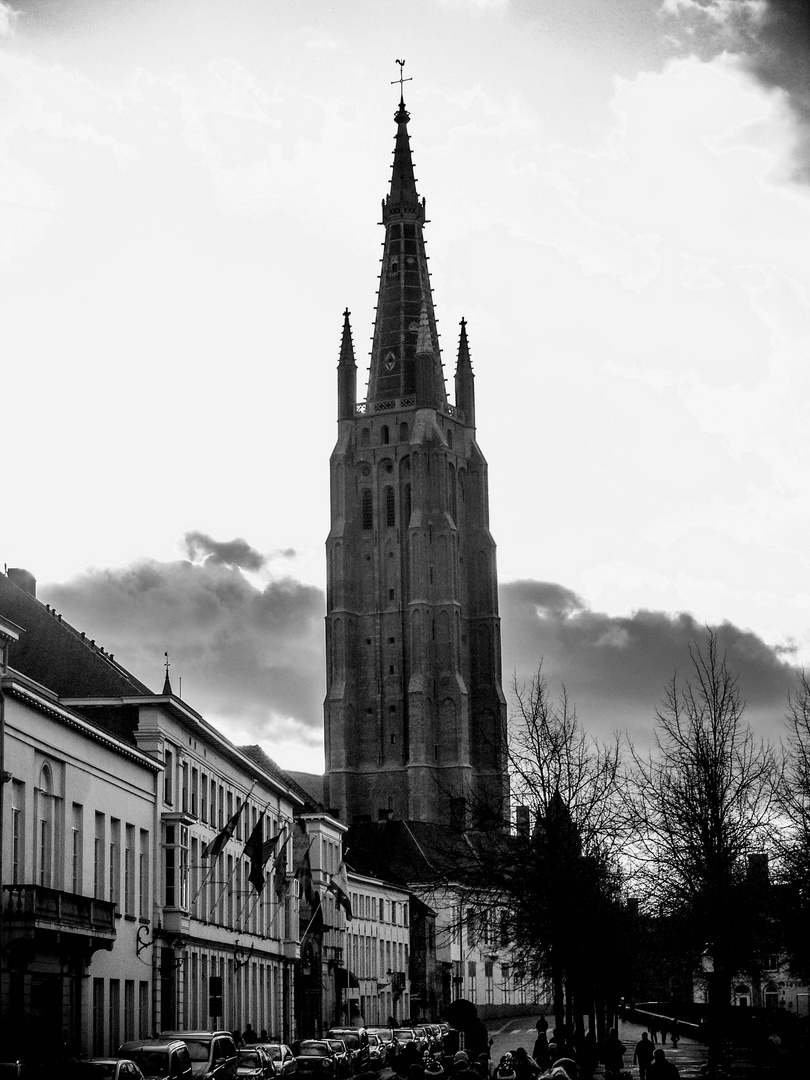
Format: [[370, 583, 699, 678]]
[[2, 673, 162, 771]]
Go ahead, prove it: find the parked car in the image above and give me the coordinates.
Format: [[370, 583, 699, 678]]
[[364, 1029, 393, 1057], [365, 1036, 388, 1071], [69, 1061, 145, 1080], [324, 1031, 368, 1075], [392, 1030, 417, 1054], [159, 1032, 237, 1080], [236, 1049, 274, 1080], [322, 1042, 351, 1079], [255, 1046, 295, 1078], [293, 1044, 336, 1080], [118, 1039, 194, 1080]]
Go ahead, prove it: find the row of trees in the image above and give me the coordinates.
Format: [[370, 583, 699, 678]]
[[437, 632, 810, 1065]]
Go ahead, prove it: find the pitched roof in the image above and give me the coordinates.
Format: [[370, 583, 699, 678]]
[[345, 819, 482, 887], [240, 745, 325, 812], [0, 571, 155, 699]]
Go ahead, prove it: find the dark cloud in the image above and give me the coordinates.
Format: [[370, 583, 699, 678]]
[[44, 554, 326, 750], [182, 531, 269, 571], [665, 0, 810, 180], [500, 578, 798, 746], [40, 552, 798, 767]]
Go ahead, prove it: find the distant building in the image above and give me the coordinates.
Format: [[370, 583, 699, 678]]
[[324, 92, 508, 830]]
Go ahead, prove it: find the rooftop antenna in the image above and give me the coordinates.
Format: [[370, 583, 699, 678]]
[[392, 59, 412, 100]]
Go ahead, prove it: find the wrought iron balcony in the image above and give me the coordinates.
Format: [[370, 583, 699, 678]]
[[3, 884, 117, 949]]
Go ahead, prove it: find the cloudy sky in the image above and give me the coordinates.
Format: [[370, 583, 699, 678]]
[[2, 0, 809, 770]]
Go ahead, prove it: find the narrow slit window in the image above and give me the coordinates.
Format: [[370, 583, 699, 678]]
[[362, 489, 373, 530]]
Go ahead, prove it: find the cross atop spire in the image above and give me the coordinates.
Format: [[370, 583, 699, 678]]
[[391, 59, 412, 104]]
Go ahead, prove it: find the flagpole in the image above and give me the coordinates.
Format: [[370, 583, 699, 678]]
[[206, 858, 241, 922]]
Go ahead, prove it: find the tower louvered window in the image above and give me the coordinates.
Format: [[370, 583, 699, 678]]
[[362, 489, 373, 530]]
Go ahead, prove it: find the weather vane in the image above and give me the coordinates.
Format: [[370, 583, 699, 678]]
[[392, 59, 412, 97], [164, 651, 170, 677]]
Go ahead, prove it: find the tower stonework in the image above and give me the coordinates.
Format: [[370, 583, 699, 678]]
[[325, 96, 508, 829]]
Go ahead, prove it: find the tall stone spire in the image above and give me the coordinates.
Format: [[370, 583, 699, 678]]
[[454, 317, 475, 428], [337, 308, 357, 421], [324, 91, 508, 832], [365, 97, 446, 409]]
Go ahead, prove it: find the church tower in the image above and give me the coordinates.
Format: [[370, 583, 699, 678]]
[[325, 92, 508, 829]]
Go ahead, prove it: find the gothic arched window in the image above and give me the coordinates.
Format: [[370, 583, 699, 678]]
[[361, 489, 373, 530]]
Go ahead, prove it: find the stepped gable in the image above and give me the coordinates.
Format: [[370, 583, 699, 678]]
[[0, 570, 154, 700]]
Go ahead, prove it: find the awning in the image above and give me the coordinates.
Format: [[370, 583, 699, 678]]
[[335, 967, 360, 989]]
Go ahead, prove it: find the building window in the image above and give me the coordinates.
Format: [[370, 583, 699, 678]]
[[381, 425, 390, 445], [164, 748, 174, 805], [180, 761, 189, 813], [138, 981, 149, 1038], [191, 768, 199, 817], [94, 813, 106, 901], [125, 824, 135, 915], [71, 803, 83, 894], [362, 489, 373, 530], [109, 979, 121, 1053], [11, 780, 24, 884], [124, 980, 135, 1042], [201, 772, 208, 822], [385, 487, 395, 527], [139, 830, 150, 918], [109, 818, 121, 906], [164, 824, 189, 909], [38, 763, 53, 889]]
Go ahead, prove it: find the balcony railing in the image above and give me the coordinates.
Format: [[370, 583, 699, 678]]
[[4, 884, 117, 944]]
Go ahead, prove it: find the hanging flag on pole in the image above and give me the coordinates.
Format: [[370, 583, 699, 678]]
[[296, 841, 315, 905], [326, 860, 353, 921], [273, 828, 291, 899], [301, 888, 325, 944], [203, 795, 249, 861], [243, 813, 282, 894]]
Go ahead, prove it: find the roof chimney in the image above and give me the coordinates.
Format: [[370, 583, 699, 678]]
[[7, 568, 37, 598]]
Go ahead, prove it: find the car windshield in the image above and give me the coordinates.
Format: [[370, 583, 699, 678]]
[[367, 1038, 380, 1047], [73, 1066, 117, 1080], [181, 1042, 211, 1064], [238, 1055, 261, 1070], [395, 1031, 414, 1041], [326, 1044, 343, 1054], [300, 1046, 329, 1058], [335, 1036, 358, 1050], [262, 1050, 280, 1062], [130, 1053, 170, 1078]]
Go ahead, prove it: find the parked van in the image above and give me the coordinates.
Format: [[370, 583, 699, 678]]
[[119, 1039, 193, 1080], [159, 1032, 237, 1080]]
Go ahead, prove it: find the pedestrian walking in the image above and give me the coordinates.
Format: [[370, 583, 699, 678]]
[[633, 1033, 654, 1080], [648, 1049, 679, 1080], [601, 1029, 625, 1079], [532, 1033, 550, 1073], [647, 1021, 657, 1045]]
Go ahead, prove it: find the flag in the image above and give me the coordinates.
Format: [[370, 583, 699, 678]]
[[202, 800, 245, 861], [273, 830, 290, 899], [301, 888, 325, 943], [243, 813, 282, 894], [296, 842, 315, 905], [326, 860, 353, 920]]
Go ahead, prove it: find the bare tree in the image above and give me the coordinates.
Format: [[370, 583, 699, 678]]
[[432, 666, 629, 1040], [776, 670, 810, 979], [630, 631, 780, 1068], [507, 668, 629, 1037]]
